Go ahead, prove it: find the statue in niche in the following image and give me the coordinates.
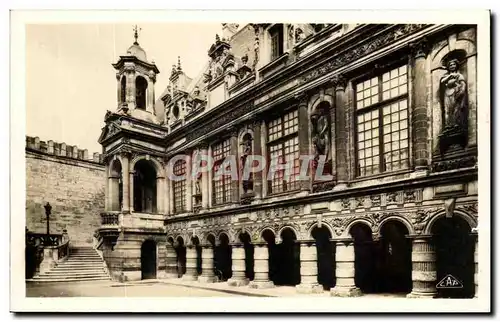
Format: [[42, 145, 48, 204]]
[[240, 134, 253, 194], [192, 150, 202, 204], [439, 53, 469, 152], [310, 107, 331, 176]]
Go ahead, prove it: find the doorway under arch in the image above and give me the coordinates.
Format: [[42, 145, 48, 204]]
[[175, 237, 186, 277], [432, 215, 475, 298], [350, 223, 376, 293], [215, 233, 232, 281], [376, 220, 412, 294], [312, 225, 335, 290], [275, 228, 300, 286], [133, 159, 157, 213], [141, 239, 157, 280]]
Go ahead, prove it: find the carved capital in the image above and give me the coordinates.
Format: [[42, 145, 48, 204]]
[[227, 126, 239, 137], [331, 74, 347, 91], [294, 91, 308, 105], [115, 72, 121, 81], [409, 37, 429, 59], [197, 140, 209, 150]]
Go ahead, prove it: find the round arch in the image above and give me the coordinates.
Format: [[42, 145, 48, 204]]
[[307, 222, 335, 240], [375, 215, 415, 237], [277, 225, 300, 241], [344, 219, 374, 238], [130, 155, 165, 178], [423, 209, 477, 235]]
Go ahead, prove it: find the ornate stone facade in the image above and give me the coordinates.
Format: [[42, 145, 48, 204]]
[[95, 24, 479, 298]]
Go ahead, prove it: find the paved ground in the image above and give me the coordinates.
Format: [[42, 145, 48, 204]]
[[26, 280, 242, 297], [26, 279, 408, 298]]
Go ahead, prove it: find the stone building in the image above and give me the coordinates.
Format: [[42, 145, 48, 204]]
[[96, 23, 479, 298], [26, 136, 105, 246]]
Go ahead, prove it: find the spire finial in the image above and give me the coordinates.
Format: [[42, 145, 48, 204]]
[[133, 25, 141, 45], [177, 56, 182, 71]]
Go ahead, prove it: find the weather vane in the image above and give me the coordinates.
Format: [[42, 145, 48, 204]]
[[133, 25, 141, 45]]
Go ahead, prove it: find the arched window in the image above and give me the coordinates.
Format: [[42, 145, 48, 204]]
[[136, 76, 148, 110], [120, 76, 126, 105], [109, 159, 123, 211]]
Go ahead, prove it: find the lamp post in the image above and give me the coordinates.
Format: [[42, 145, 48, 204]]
[[44, 202, 52, 244]]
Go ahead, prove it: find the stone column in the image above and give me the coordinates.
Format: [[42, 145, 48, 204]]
[[182, 243, 198, 281], [296, 93, 311, 192], [406, 236, 437, 298], [228, 244, 249, 286], [116, 72, 121, 107], [252, 120, 263, 200], [249, 243, 274, 289], [260, 121, 268, 198], [129, 170, 135, 212], [207, 145, 213, 208], [330, 239, 361, 297], [109, 173, 120, 211], [165, 242, 178, 278], [200, 145, 209, 209], [168, 171, 175, 214], [230, 128, 240, 204], [125, 64, 135, 110], [104, 163, 110, 211], [198, 244, 217, 283], [164, 175, 170, 216], [156, 176, 165, 214], [473, 232, 478, 298], [185, 152, 192, 212], [146, 75, 155, 114], [296, 240, 323, 293], [121, 153, 130, 212], [333, 75, 348, 190], [410, 39, 429, 173]]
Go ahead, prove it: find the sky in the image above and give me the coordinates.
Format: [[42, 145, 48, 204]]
[[26, 23, 224, 154]]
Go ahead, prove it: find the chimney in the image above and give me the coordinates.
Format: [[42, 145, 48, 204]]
[[222, 23, 239, 40], [47, 140, 54, 154], [93, 152, 100, 163], [60, 143, 66, 157]]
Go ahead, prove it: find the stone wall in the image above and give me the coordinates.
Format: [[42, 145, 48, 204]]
[[26, 136, 105, 246]]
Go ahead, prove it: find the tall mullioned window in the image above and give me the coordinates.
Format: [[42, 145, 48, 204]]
[[355, 64, 410, 177], [270, 24, 284, 60], [173, 159, 186, 213], [212, 139, 232, 205], [267, 109, 300, 194]]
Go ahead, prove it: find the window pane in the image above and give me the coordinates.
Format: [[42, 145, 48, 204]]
[[356, 110, 380, 176], [381, 98, 409, 172]]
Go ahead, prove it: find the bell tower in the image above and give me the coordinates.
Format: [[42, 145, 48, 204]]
[[112, 25, 160, 124]]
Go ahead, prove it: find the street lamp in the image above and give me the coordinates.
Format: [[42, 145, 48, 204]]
[[44, 202, 52, 244]]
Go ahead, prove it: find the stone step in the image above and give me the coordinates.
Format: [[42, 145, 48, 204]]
[[50, 268, 106, 273], [31, 276, 111, 283], [65, 260, 105, 263], [57, 263, 105, 268], [67, 256, 102, 259], [42, 271, 108, 277]]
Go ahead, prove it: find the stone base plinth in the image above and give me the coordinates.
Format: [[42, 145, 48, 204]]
[[330, 286, 362, 297], [181, 274, 198, 282], [164, 272, 179, 279], [227, 278, 249, 287], [406, 291, 437, 298], [197, 275, 218, 283], [296, 283, 323, 294], [249, 281, 275, 289]]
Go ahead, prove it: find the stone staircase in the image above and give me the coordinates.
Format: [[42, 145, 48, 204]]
[[31, 247, 111, 283]]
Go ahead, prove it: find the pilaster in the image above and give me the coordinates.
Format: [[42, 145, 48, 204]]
[[333, 75, 349, 189], [121, 153, 130, 212], [296, 92, 311, 192]]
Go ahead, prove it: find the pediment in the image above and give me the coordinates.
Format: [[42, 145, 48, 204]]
[[98, 122, 122, 144]]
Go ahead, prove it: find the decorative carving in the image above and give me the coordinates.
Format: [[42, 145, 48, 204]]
[[341, 199, 351, 210], [330, 218, 344, 236], [438, 51, 469, 153], [411, 208, 434, 234], [301, 24, 428, 84], [240, 133, 253, 194], [370, 194, 381, 207], [432, 155, 477, 172], [186, 103, 254, 141], [409, 37, 429, 59], [295, 27, 305, 43], [310, 103, 332, 177], [312, 181, 335, 193], [459, 202, 478, 215], [331, 74, 347, 91], [386, 192, 398, 204], [404, 190, 416, 203]]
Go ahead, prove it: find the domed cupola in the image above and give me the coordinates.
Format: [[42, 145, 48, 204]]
[[112, 25, 160, 124]]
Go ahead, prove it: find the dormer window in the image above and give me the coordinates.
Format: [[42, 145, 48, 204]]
[[270, 24, 284, 60]]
